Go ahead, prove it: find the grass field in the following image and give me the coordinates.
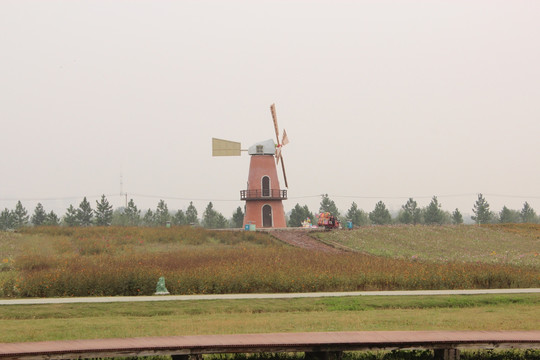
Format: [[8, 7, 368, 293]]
[[313, 224, 540, 268], [1, 225, 539, 358], [1, 294, 538, 342], [1, 225, 539, 297]]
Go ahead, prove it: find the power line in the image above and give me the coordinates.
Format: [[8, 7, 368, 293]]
[[129, 193, 241, 202], [0, 194, 117, 202], [1, 193, 539, 204], [293, 193, 540, 200]]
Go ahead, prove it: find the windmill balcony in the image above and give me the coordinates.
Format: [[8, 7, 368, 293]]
[[240, 189, 287, 201]]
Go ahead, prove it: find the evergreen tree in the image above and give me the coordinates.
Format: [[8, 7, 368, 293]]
[[369, 201, 392, 225], [215, 213, 228, 229], [13, 201, 29, 228], [172, 209, 187, 226], [0, 208, 15, 230], [289, 204, 307, 227], [471, 193, 492, 224], [45, 211, 60, 226], [319, 194, 340, 217], [424, 196, 444, 225], [452, 208, 463, 225], [499, 206, 520, 223], [399, 198, 421, 225], [76, 197, 93, 226], [520, 202, 537, 223], [154, 199, 171, 226], [231, 206, 244, 228], [288, 204, 315, 227], [142, 209, 155, 227], [94, 195, 113, 226], [123, 199, 141, 226], [186, 201, 199, 225], [302, 205, 315, 224], [346, 202, 369, 226], [202, 202, 223, 228], [64, 205, 79, 227], [31, 203, 47, 226]]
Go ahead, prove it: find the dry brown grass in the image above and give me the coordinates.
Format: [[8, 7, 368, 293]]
[[1, 225, 539, 298]]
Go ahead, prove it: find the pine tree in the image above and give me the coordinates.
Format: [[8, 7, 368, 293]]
[[201, 202, 228, 229], [520, 202, 537, 223], [13, 201, 29, 228], [202, 202, 218, 228], [0, 208, 15, 230], [154, 200, 170, 226], [319, 194, 340, 217], [94, 195, 113, 226], [215, 213, 228, 229], [45, 211, 60, 226], [231, 206, 244, 228], [499, 206, 520, 223], [346, 202, 369, 226], [424, 196, 444, 225], [31, 203, 47, 226], [399, 198, 421, 225], [142, 209, 155, 227], [369, 201, 392, 225], [123, 199, 141, 226], [186, 201, 199, 225], [172, 210, 187, 226], [76, 197, 93, 226], [288, 204, 314, 227], [472, 193, 492, 224], [64, 205, 79, 227], [288, 204, 306, 227], [452, 208, 463, 225]]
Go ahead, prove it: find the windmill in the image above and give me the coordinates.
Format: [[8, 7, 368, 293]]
[[212, 104, 289, 228]]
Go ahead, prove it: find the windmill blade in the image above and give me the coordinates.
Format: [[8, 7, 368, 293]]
[[280, 154, 288, 188], [212, 138, 242, 156], [281, 129, 289, 146], [271, 103, 288, 187], [270, 103, 280, 145]]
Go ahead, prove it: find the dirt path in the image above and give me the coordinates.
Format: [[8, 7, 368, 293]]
[[265, 229, 344, 252]]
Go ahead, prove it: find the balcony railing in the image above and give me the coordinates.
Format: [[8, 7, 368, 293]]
[[240, 189, 287, 200]]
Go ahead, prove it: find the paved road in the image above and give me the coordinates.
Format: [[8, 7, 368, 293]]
[[1, 288, 538, 305]]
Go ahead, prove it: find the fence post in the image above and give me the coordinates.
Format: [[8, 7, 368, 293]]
[[434, 348, 460, 360]]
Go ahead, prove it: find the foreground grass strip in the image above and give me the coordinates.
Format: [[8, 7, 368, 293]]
[[1, 294, 538, 342]]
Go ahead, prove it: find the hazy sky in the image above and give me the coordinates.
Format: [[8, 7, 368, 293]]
[[1, 1, 539, 220]]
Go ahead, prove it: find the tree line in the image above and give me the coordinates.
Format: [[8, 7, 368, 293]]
[[1, 193, 538, 230], [0, 195, 245, 230], [288, 193, 539, 227]]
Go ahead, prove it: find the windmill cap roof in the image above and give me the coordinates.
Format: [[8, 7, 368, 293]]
[[248, 139, 275, 155]]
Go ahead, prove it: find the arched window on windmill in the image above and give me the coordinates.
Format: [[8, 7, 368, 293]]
[[262, 176, 270, 197], [262, 204, 273, 227]]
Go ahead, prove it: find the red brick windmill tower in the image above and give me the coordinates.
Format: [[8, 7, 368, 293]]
[[212, 104, 289, 228]]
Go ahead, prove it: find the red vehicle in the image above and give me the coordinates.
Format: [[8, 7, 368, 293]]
[[317, 212, 340, 229]]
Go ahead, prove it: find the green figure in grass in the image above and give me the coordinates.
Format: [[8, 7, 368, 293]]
[[155, 276, 170, 295]]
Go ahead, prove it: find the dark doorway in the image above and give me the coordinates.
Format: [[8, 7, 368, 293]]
[[262, 205, 272, 227], [262, 176, 270, 197]]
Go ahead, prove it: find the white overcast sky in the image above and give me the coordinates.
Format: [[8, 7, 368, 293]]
[[1, 0, 539, 220]]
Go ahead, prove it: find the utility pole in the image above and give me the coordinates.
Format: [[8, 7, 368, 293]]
[[120, 174, 127, 207]]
